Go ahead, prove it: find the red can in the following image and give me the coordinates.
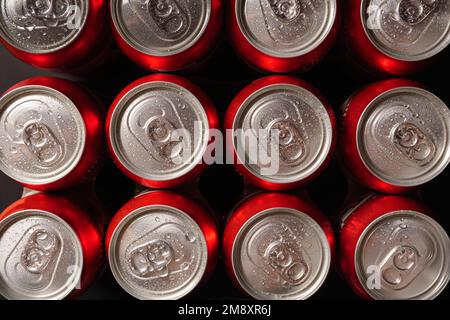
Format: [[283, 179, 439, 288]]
[[340, 79, 450, 194], [0, 77, 105, 191], [339, 194, 450, 300], [106, 74, 219, 189], [223, 192, 335, 300], [0, 0, 111, 72], [344, 0, 450, 75], [225, 76, 336, 190], [228, 0, 341, 73], [105, 190, 218, 300], [110, 0, 223, 71], [0, 192, 103, 300]]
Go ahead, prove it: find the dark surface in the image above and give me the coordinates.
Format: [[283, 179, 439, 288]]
[[1, 34, 450, 300]]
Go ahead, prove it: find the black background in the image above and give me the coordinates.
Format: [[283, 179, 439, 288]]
[[1, 22, 450, 301]]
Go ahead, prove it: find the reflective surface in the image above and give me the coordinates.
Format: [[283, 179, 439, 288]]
[[111, 0, 211, 55], [236, 0, 337, 57], [0, 0, 88, 53], [0, 85, 85, 185], [0, 210, 83, 300], [108, 205, 207, 300]]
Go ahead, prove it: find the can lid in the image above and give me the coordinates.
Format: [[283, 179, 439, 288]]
[[111, 0, 211, 56], [232, 208, 331, 300], [109, 81, 209, 183], [0, 85, 86, 186], [236, 0, 337, 58], [355, 211, 450, 300], [0, 210, 83, 300], [357, 87, 450, 187], [0, 0, 88, 53], [232, 83, 333, 184], [362, 0, 450, 61], [108, 205, 208, 300]]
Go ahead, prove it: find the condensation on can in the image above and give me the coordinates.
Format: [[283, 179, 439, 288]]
[[110, 0, 211, 57], [361, 0, 450, 62], [0, 0, 88, 54], [340, 195, 450, 300], [106, 191, 218, 300], [226, 76, 335, 190], [223, 193, 334, 300], [0, 85, 86, 186], [235, 0, 337, 58], [356, 86, 450, 188], [107, 75, 215, 188]]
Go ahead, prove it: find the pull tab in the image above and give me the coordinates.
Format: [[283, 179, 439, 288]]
[[381, 245, 419, 287], [264, 240, 308, 286], [148, 0, 189, 39], [126, 222, 196, 280], [22, 0, 75, 26], [268, 120, 306, 165], [398, 0, 438, 25], [22, 122, 63, 167], [146, 116, 184, 163], [21, 229, 59, 274], [393, 122, 436, 165], [24, 0, 54, 19], [267, 0, 301, 22], [129, 240, 173, 277]]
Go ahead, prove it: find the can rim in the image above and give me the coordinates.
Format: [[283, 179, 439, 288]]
[[108, 204, 208, 300], [354, 210, 450, 300], [0, 209, 84, 300], [232, 82, 333, 184], [108, 80, 209, 183], [110, 0, 211, 57], [0, 0, 89, 54], [235, 0, 337, 58], [356, 86, 450, 187], [360, 0, 450, 62], [0, 85, 86, 186], [231, 207, 331, 300]]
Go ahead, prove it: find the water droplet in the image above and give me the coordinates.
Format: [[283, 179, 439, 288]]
[[185, 232, 196, 243]]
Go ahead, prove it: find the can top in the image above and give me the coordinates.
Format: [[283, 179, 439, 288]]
[[111, 0, 211, 56], [235, 0, 337, 58], [109, 81, 209, 183], [355, 210, 450, 299], [0, 210, 83, 300], [0, 85, 86, 186], [0, 0, 88, 53], [232, 208, 331, 300], [357, 87, 450, 187], [108, 204, 208, 300], [362, 0, 450, 61], [232, 83, 333, 184]]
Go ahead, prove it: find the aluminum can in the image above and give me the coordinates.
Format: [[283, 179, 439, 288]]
[[228, 0, 341, 73], [0, 192, 103, 300], [223, 192, 335, 300], [105, 190, 219, 300], [340, 79, 450, 193], [344, 0, 450, 75], [0, 0, 112, 72], [339, 194, 450, 300], [110, 0, 223, 71], [225, 75, 336, 190], [106, 74, 219, 189], [0, 77, 105, 191]]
